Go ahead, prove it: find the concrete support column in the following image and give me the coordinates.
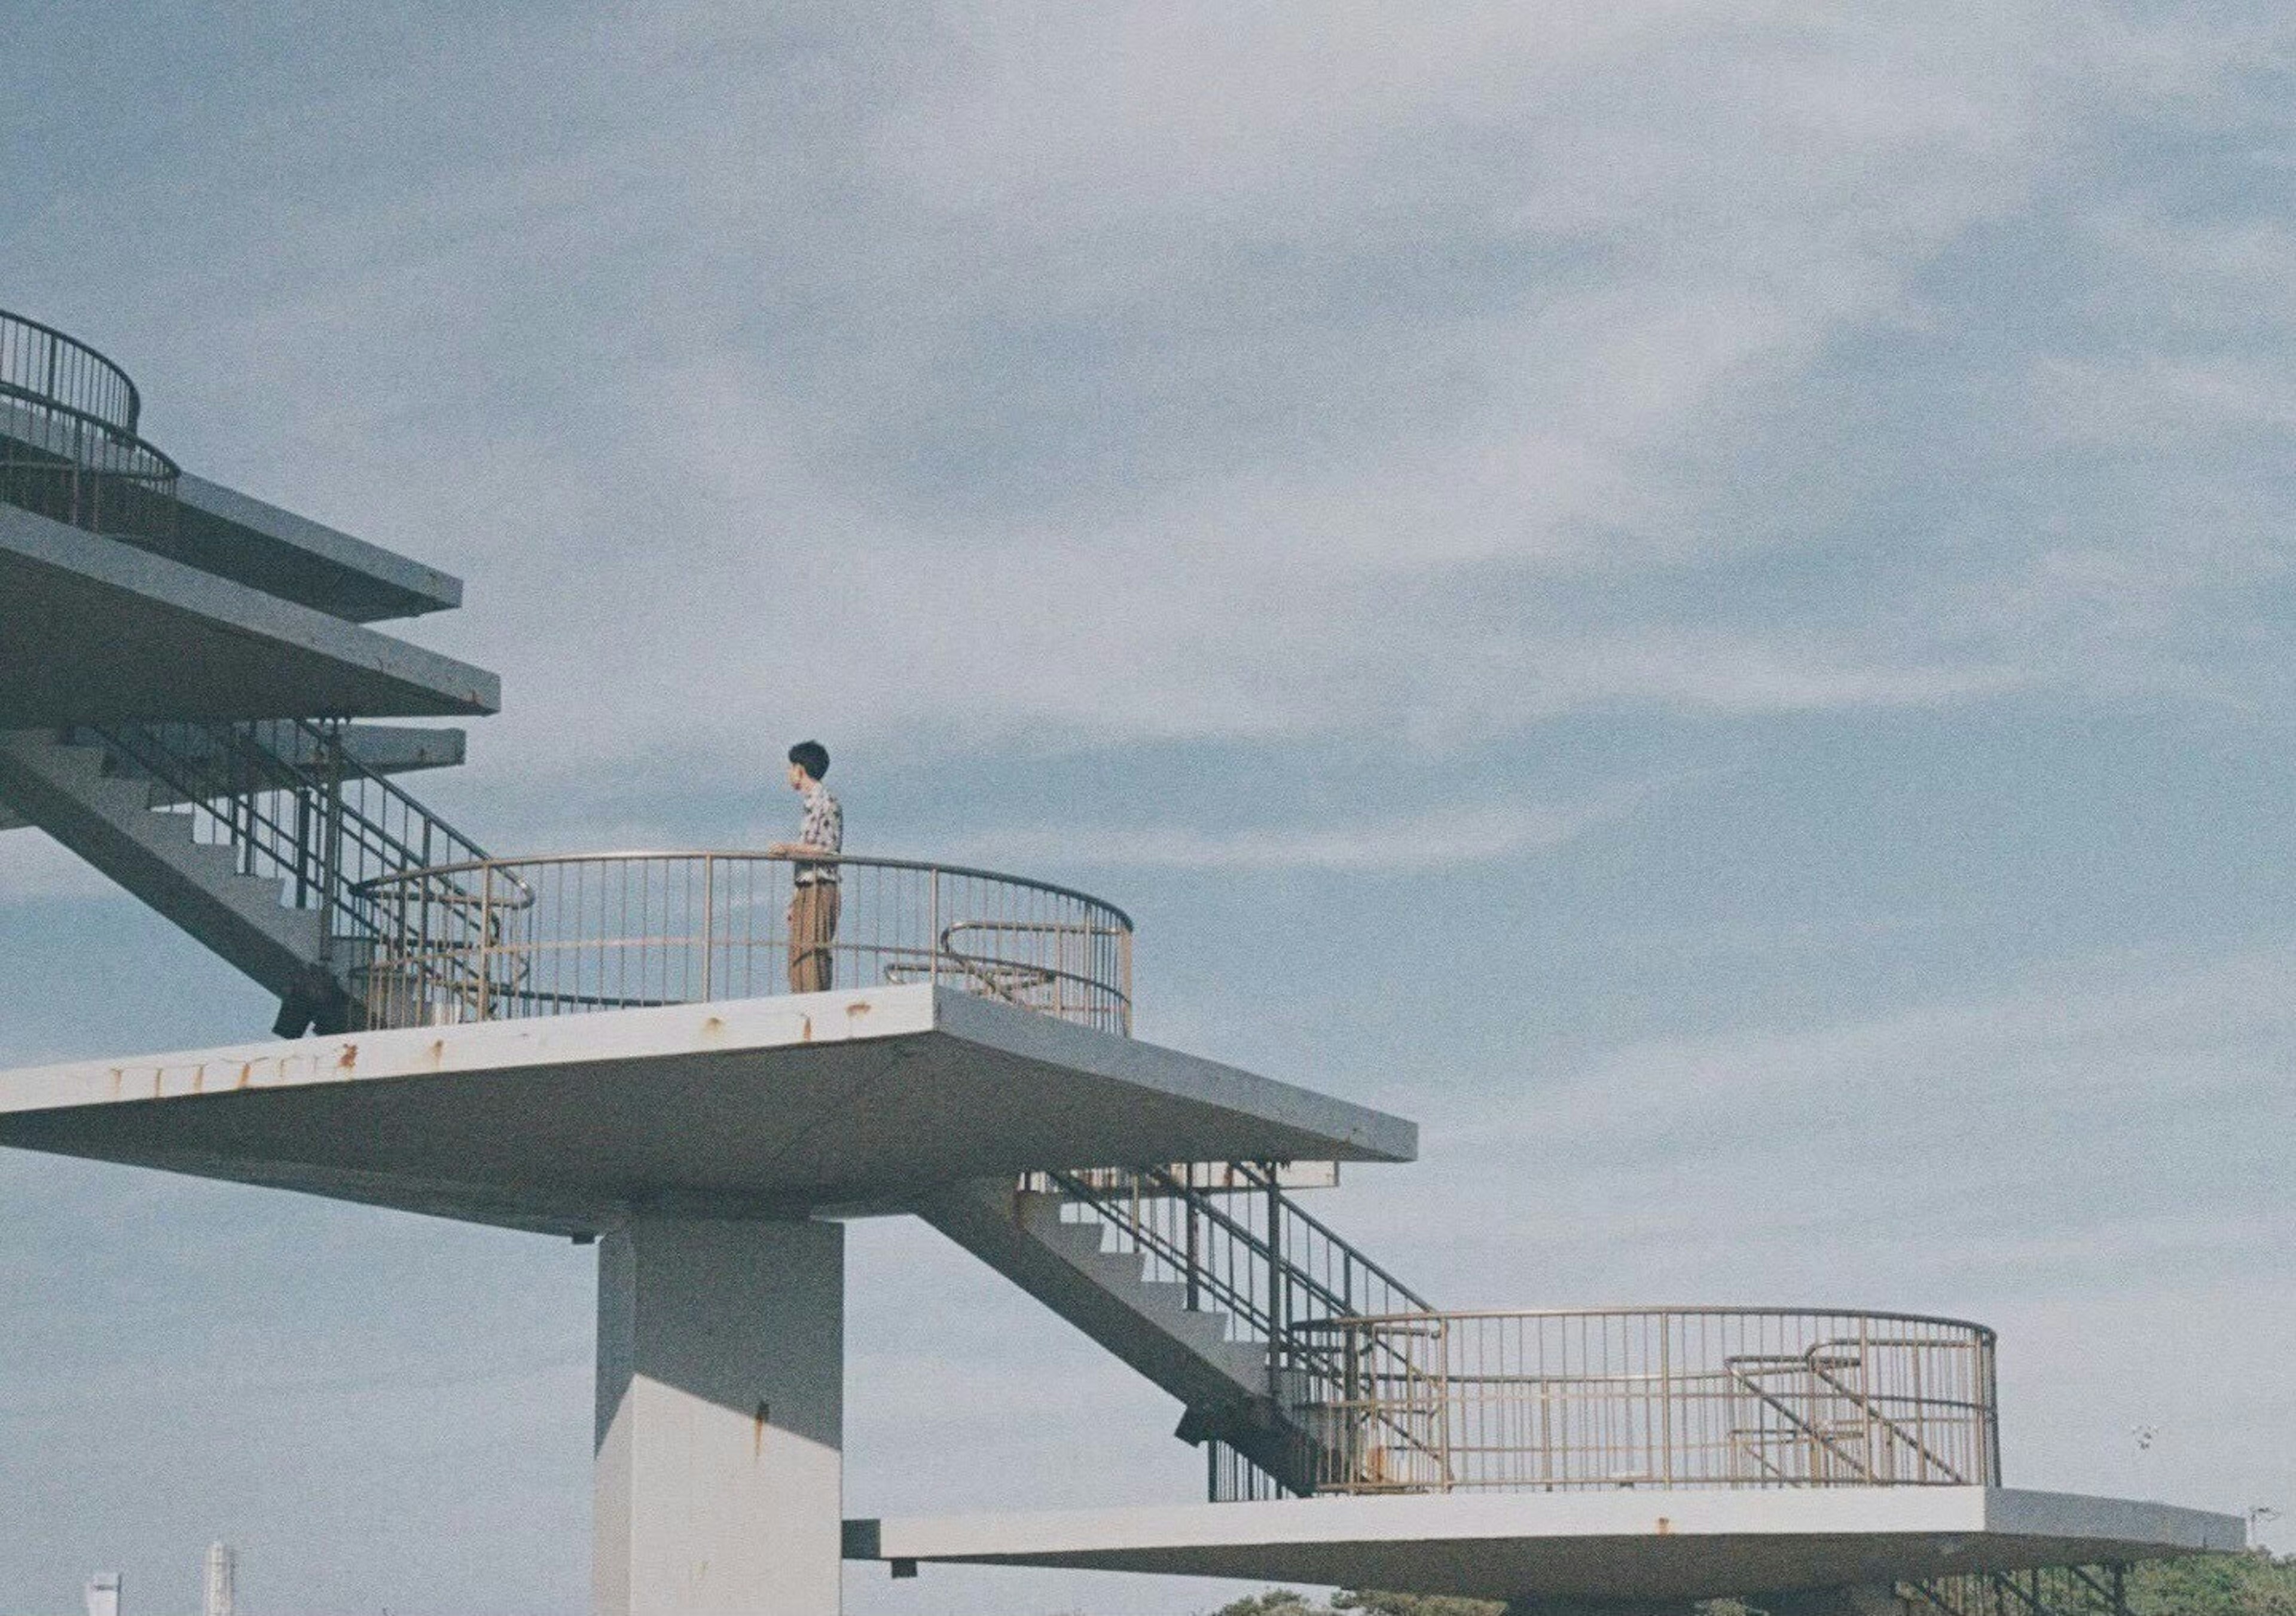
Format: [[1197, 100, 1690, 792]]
[[594, 1215, 844, 1616]]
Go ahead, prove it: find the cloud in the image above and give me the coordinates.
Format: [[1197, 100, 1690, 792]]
[[1421, 946, 2296, 1300], [27, 0, 2283, 781], [0, 830, 123, 905], [944, 796, 1628, 874]]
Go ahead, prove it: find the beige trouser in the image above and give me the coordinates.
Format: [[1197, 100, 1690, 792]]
[[787, 880, 840, 994]]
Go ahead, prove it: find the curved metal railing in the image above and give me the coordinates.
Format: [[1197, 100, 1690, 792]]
[[1, 307, 144, 433], [0, 306, 181, 542], [1264, 1305, 1999, 1497], [350, 850, 1135, 1035]]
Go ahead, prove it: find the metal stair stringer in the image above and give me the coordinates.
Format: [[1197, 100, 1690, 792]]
[[0, 728, 320, 996], [915, 1177, 1319, 1492]]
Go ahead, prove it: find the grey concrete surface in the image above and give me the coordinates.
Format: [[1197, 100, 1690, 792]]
[[595, 1215, 844, 1616], [843, 1489, 2246, 1603], [0, 395, 462, 622], [0, 502, 497, 722], [0, 985, 1416, 1233], [172, 471, 462, 621], [0, 728, 323, 994]]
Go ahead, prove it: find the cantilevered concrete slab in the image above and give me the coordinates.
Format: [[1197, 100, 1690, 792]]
[[170, 471, 462, 622], [845, 1489, 2246, 1605], [0, 985, 1415, 1234], [0, 502, 497, 723], [0, 396, 461, 622]]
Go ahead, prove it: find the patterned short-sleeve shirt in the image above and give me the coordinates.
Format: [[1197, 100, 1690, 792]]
[[794, 782, 842, 884]]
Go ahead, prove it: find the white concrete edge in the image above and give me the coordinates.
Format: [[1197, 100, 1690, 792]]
[[1983, 1490, 2248, 1553], [0, 991, 1421, 1177], [0, 501, 497, 712], [851, 1489, 2245, 1562], [932, 989, 1419, 1165], [0, 985, 940, 1115]]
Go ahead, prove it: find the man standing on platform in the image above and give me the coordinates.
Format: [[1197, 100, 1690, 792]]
[[768, 740, 842, 992]]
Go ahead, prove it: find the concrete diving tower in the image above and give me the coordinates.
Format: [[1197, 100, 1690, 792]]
[[0, 945, 2246, 1616], [0, 304, 501, 1028], [0, 983, 1415, 1615], [0, 307, 2244, 1616]]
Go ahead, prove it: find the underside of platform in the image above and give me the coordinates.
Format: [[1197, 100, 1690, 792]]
[[844, 1489, 2245, 1605], [0, 501, 496, 723], [0, 985, 1413, 1232]]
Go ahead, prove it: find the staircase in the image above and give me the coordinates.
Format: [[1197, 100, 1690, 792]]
[[0, 726, 321, 994], [920, 1160, 1433, 1499], [0, 718, 500, 1029], [1904, 1565, 2135, 1616]]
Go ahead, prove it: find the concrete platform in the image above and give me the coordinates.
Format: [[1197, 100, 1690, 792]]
[[0, 985, 1414, 1233], [0, 500, 496, 723], [844, 1489, 2246, 1605]]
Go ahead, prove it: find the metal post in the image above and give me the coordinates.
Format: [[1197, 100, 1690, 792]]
[[1185, 1195, 1201, 1312], [700, 853, 715, 1001], [316, 726, 343, 968], [1659, 1313, 1675, 1487], [1265, 1165, 1286, 1380], [477, 869, 494, 1022], [928, 869, 941, 991], [1344, 1321, 1361, 1490], [294, 786, 313, 909]]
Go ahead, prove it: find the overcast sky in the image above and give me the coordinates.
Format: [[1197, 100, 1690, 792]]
[[3, 4, 2293, 1614]]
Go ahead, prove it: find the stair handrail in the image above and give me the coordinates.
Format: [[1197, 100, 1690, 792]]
[[1245, 1159, 1432, 1318], [936, 917, 1128, 1022], [1046, 1162, 1429, 1338], [79, 720, 521, 1012], [88, 720, 511, 903], [1042, 1160, 1447, 1497], [1905, 1565, 2134, 1616], [1795, 1335, 1974, 1484], [1723, 1352, 1882, 1483]]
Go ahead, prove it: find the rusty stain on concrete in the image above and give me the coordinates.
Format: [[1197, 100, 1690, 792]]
[[336, 1043, 358, 1075], [236, 1062, 254, 1090], [753, 1401, 770, 1458], [845, 998, 872, 1019], [1656, 1517, 1673, 1536]]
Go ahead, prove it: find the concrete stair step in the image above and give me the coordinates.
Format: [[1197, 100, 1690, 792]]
[[0, 728, 320, 997]]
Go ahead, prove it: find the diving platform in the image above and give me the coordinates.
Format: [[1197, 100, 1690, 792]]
[[0, 303, 2248, 1616], [0, 986, 1418, 1616], [0, 984, 1412, 1231], [846, 1489, 2246, 1611]]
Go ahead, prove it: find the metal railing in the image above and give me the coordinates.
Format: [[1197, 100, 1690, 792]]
[[1, 307, 143, 433], [1036, 1162, 1436, 1500], [1265, 1306, 1999, 1496], [83, 720, 509, 1012], [350, 851, 1135, 1035], [1, 307, 180, 542], [1043, 1162, 1429, 1343], [1909, 1565, 2133, 1616]]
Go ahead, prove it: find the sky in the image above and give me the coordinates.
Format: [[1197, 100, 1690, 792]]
[[2, 2, 2293, 1612]]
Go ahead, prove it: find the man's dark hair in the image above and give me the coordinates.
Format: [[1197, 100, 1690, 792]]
[[788, 740, 830, 781]]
